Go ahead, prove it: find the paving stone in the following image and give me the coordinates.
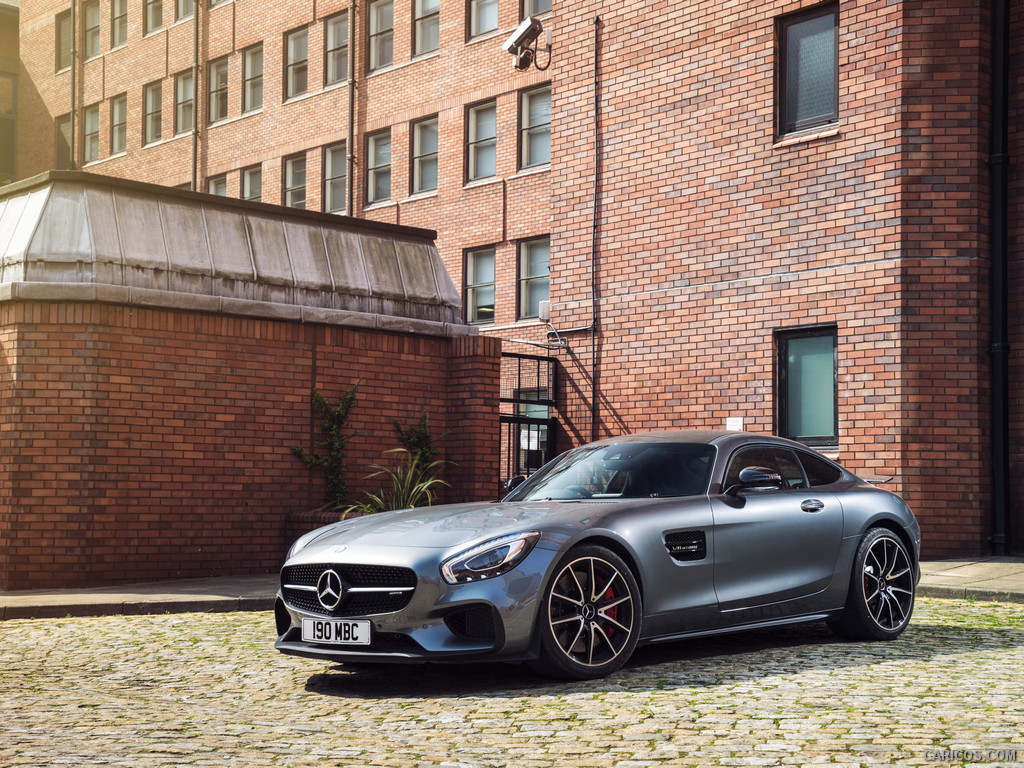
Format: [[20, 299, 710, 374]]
[[0, 598, 1022, 766]]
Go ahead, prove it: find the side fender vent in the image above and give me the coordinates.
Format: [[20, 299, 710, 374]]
[[665, 531, 707, 562]]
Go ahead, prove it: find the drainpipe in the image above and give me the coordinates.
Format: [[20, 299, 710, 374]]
[[346, 0, 356, 215], [590, 15, 601, 443], [69, 0, 76, 168], [191, 1, 200, 191], [988, 0, 1010, 554]]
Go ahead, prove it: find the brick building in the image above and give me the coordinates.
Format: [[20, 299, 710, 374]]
[[0, 172, 501, 588], [9, 0, 1024, 559]]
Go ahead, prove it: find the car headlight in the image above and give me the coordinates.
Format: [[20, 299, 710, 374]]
[[440, 532, 541, 585]]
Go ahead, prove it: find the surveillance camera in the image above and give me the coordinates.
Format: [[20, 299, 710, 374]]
[[502, 16, 544, 54]]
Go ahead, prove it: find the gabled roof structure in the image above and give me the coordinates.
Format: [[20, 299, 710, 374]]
[[0, 171, 468, 336]]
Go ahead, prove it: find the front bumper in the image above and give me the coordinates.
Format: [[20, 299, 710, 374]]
[[274, 544, 559, 664]]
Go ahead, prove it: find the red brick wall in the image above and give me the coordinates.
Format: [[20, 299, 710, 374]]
[[15, 0, 1021, 558], [0, 301, 500, 589], [546, 0, 994, 557]]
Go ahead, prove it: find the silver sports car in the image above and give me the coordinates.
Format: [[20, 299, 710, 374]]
[[274, 430, 921, 679]]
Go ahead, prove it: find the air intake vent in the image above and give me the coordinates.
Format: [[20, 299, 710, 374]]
[[664, 531, 707, 562]]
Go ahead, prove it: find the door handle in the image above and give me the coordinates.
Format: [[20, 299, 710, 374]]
[[801, 499, 825, 513]]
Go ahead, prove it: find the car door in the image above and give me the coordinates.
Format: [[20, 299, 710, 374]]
[[709, 444, 844, 613]]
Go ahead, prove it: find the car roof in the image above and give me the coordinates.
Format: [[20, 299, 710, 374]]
[[587, 429, 815, 452]]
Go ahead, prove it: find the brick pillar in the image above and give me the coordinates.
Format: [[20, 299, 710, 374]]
[[445, 335, 502, 502]]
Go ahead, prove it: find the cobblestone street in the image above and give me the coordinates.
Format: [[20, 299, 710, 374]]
[[1, 598, 1022, 767]]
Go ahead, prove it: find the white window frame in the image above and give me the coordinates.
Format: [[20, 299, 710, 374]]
[[208, 58, 229, 123], [369, 0, 394, 71], [324, 143, 347, 213], [243, 45, 263, 113], [367, 130, 392, 203], [283, 153, 307, 209], [414, 0, 440, 56], [467, 101, 496, 181], [82, 104, 100, 163], [518, 236, 550, 320], [285, 27, 309, 100], [174, 71, 194, 135], [520, 85, 551, 169], [325, 13, 349, 85], [465, 246, 496, 324], [412, 117, 438, 194]]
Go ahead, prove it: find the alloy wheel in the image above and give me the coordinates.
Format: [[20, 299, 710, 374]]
[[546, 555, 636, 668], [861, 534, 914, 631]]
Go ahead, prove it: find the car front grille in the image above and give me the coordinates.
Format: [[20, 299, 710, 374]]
[[281, 563, 417, 617]]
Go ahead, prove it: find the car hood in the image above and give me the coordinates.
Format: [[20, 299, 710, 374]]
[[292, 499, 618, 556]]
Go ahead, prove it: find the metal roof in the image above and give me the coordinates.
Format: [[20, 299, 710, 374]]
[[0, 172, 469, 337]]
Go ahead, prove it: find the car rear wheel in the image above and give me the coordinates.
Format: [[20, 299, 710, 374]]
[[530, 545, 642, 680], [829, 527, 915, 641]]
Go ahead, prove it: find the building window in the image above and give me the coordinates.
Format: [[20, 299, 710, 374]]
[[110, 0, 126, 47], [144, 0, 162, 34], [111, 0, 128, 47], [83, 1, 101, 59], [207, 174, 227, 196], [367, 130, 391, 203], [465, 247, 495, 324], [243, 45, 263, 112], [522, 0, 551, 17], [777, 325, 838, 447], [283, 153, 307, 209], [143, 81, 162, 144], [414, 0, 440, 56], [369, 0, 394, 71], [241, 164, 262, 202], [176, 0, 194, 21], [55, 11, 72, 71], [174, 71, 193, 135], [469, 0, 498, 37], [82, 104, 99, 163], [325, 13, 349, 85], [467, 101, 496, 181], [777, 3, 838, 137], [324, 143, 347, 213], [209, 58, 228, 123], [518, 236, 549, 319], [285, 28, 309, 99], [55, 114, 72, 169], [110, 94, 127, 154], [412, 117, 438, 194], [520, 86, 550, 168]]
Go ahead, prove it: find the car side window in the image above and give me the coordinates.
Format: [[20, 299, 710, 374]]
[[724, 446, 807, 490], [797, 450, 842, 487]]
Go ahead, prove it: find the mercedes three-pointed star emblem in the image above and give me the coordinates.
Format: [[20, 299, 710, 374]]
[[316, 569, 344, 611]]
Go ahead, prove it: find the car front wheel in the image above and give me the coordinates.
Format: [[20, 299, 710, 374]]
[[530, 545, 642, 680], [830, 527, 915, 641]]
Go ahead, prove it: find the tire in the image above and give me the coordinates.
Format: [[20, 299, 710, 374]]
[[529, 545, 642, 680], [829, 527, 915, 641]]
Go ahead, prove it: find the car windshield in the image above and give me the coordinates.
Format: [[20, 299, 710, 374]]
[[506, 442, 715, 501]]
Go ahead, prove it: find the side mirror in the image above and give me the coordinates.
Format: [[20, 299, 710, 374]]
[[504, 475, 527, 493], [725, 466, 783, 496]]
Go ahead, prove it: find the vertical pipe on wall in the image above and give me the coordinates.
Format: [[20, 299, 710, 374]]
[[347, 0, 356, 215], [192, 1, 199, 191], [590, 16, 601, 443], [989, 0, 1010, 554], [69, 0, 76, 168]]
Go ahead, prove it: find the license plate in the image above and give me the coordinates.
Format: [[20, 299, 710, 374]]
[[302, 618, 371, 646]]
